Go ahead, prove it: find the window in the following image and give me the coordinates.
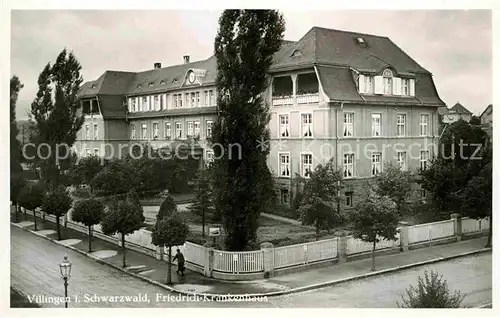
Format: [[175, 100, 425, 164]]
[[280, 189, 290, 205], [279, 114, 290, 138], [420, 151, 429, 170], [383, 69, 393, 95], [206, 150, 214, 164], [343, 112, 354, 137], [141, 123, 147, 139], [364, 76, 374, 94], [164, 122, 171, 139], [190, 93, 195, 107], [142, 97, 148, 111], [204, 91, 209, 106], [371, 153, 381, 176], [93, 124, 98, 140], [209, 90, 215, 106], [397, 114, 406, 137], [94, 148, 99, 156], [196, 92, 200, 107], [301, 154, 313, 178], [187, 121, 194, 137], [85, 149, 91, 157], [345, 192, 353, 207], [85, 125, 90, 139], [152, 123, 159, 139], [420, 188, 427, 199], [206, 120, 213, 138], [397, 151, 406, 171], [179, 94, 183, 108], [132, 98, 137, 112], [343, 154, 354, 178], [194, 121, 200, 137], [302, 113, 313, 137], [402, 79, 410, 96], [420, 114, 429, 136], [176, 122, 182, 139], [173, 95, 178, 108], [279, 153, 290, 177], [372, 113, 381, 137], [131, 124, 136, 140], [154, 96, 160, 111]]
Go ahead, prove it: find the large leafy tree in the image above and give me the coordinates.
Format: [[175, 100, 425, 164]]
[[188, 168, 215, 237], [101, 193, 145, 267], [398, 271, 465, 308], [373, 164, 414, 218], [70, 155, 103, 194], [212, 10, 285, 251], [350, 193, 400, 271], [151, 212, 189, 284], [460, 162, 492, 247], [42, 186, 72, 240], [93, 159, 137, 195], [72, 198, 105, 251], [18, 183, 45, 230], [298, 158, 344, 240], [157, 194, 178, 222], [10, 76, 23, 176], [29, 49, 84, 189]]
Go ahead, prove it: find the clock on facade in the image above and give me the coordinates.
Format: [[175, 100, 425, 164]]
[[188, 71, 196, 84]]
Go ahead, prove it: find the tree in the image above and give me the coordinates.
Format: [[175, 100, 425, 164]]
[[469, 115, 481, 126], [11, 174, 26, 222], [72, 198, 104, 251], [101, 193, 145, 267], [157, 194, 178, 222], [297, 158, 344, 240], [10, 76, 23, 176], [398, 271, 465, 308], [188, 168, 214, 237], [212, 10, 285, 251], [350, 193, 400, 271], [151, 212, 189, 284], [373, 164, 414, 218], [29, 49, 84, 189], [18, 183, 45, 230], [93, 159, 137, 195], [460, 162, 492, 247], [71, 155, 103, 194], [42, 186, 72, 240]]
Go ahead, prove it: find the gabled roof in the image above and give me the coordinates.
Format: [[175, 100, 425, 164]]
[[271, 27, 430, 74], [438, 106, 450, 116], [450, 102, 472, 114], [480, 104, 493, 118]]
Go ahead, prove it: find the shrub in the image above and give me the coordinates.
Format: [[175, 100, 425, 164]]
[[398, 270, 465, 308], [72, 186, 91, 199]]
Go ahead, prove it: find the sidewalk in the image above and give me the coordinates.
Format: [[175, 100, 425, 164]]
[[11, 211, 490, 296]]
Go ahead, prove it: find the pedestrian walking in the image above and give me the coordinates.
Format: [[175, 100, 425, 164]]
[[172, 248, 185, 276]]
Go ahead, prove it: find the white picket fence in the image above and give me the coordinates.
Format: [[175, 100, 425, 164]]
[[346, 233, 401, 255], [179, 241, 206, 267], [213, 250, 264, 273], [408, 219, 455, 244], [461, 217, 481, 234]]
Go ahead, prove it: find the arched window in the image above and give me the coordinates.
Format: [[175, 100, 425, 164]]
[[383, 69, 393, 94]]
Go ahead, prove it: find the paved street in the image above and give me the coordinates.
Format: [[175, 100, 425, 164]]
[[11, 225, 491, 308]]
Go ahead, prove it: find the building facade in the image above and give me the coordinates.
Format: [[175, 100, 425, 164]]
[[76, 27, 445, 210], [479, 104, 493, 138]]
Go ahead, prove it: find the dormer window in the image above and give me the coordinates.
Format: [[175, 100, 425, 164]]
[[383, 69, 393, 95], [137, 84, 142, 88], [160, 80, 165, 85], [172, 78, 178, 83], [291, 50, 302, 57], [91, 84, 96, 89], [148, 82, 154, 87]]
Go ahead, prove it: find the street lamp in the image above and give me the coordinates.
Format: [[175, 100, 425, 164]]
[[59, 254, 72, 308]]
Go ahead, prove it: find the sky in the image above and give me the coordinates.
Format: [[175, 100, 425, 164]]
[[10, 9, 492, 119]]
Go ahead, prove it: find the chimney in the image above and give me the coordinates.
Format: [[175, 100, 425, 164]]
[[154, 62, 161, 69], [183, 55, 190, 64]]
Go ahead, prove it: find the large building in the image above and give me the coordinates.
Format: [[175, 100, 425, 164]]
[[76, 26, 445, 209]]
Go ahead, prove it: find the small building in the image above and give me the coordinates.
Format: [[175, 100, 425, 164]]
[[447, 102, 473, 123], [479, 104, 493, 138]]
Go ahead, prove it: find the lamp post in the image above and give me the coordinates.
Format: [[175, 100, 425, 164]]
[[59, 254, 72, 308]]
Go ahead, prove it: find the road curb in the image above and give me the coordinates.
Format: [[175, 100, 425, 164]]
[[11, 222, 492, 298]]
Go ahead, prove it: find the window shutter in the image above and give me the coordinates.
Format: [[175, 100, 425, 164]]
[[374, 76, 383, 94], [358, 74, 365, 94], [410, 79, 415, 96], [128, 98, 132, 112], [162, 94, 167, 110], [139, 97, 143, 111], [393, 77, 402, 95]]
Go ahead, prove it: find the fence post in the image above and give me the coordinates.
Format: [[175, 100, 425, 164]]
[[204, 248, 214, 278], [337, 231, 348, 263], [260, 242, 274, 278], [399, 222, 409, 252], [450, 213, 462, 241]]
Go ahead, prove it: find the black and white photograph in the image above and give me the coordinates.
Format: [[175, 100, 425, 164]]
[[3, 0, 496, 314]]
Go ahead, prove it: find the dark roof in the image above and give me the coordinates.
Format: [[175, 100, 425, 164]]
[[450, 102, 472, 114], [98, 95, 127, 118], [480, 104, 493, 118], [316, 65, 444, 106], [271, 27, 430, 74]]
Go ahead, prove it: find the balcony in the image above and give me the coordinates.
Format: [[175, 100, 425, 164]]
[[272, 73, 319, 106], [296, 93, 319, 104]]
